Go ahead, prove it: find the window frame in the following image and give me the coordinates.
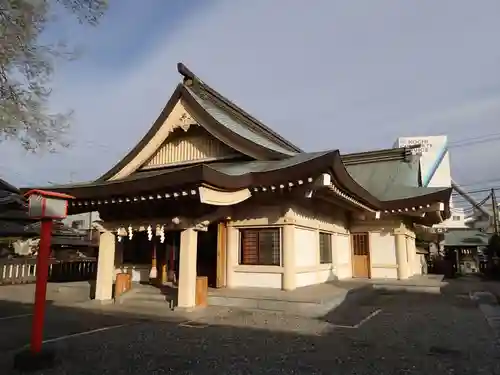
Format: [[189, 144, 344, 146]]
[[319, 231, 333, 264], [239, 227, 281, 266]]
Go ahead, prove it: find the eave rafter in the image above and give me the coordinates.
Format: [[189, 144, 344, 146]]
[[70, 188, 199, 210], [69, 174, 324, 213], [382, 202, 445, 215], [308, 173, 449, 224], [300, 173, 381, 217]]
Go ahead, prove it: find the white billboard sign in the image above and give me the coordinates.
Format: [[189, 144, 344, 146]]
[[396, 135, 451, 188]]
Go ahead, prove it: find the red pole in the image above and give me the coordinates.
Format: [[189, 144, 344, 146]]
[[30, 219, 53, 353]]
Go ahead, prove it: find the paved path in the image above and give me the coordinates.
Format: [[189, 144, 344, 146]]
[[0, 282, 499, 374]]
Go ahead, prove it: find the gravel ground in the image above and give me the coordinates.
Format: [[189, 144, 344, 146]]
[[0, 287, 499, 375]]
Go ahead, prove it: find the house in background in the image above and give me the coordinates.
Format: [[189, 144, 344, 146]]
[[62, 211, 101, 246], [443, 229, 490, 274], [0, 178, 37, 245], [23, 63, 453, 309]]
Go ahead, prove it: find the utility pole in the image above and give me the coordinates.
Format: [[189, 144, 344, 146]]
[[491, 188, 499, 235]]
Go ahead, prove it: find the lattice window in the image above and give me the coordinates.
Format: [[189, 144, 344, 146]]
[[319, 232, 333, 264], [240, 228, 280, 266]]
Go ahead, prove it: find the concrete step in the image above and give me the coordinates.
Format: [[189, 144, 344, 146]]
[[114, 285, 175, 307], [207, 291, 349, 318], [117, 297, 175, 311], [128, 293, 171, 302]]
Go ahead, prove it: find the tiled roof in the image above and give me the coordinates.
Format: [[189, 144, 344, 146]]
[[341, 146, 454, 204], [345, 158, 425, 201], [209, 151, 331, 176], [0, 221, 38, 237], [444, 230, 490, 247], [0, 179, 32, 237], [186, 86, 297, 157]]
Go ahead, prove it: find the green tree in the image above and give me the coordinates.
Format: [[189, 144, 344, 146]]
[[0, 0, 107, 152]]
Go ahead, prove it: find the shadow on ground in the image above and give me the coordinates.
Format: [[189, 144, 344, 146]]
[[320, 278, 481, 327], [0, 280, 498, 374]]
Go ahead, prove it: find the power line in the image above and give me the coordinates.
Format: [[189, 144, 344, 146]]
[[457, 177, 500, 188], [449, 136, 500, 149], [454, 186, 500, 195], [449, 132, 500, 146]]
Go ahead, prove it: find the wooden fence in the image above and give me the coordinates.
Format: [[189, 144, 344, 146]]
[[0, 258, 97, 285]]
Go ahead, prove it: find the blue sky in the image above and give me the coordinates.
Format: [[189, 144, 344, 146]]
[[2, 0, 500, 194]]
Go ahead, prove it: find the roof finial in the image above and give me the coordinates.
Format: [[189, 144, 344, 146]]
[[177, 63, 195, 83]]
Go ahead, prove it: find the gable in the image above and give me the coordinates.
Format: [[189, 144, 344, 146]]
[[140, 126, 241, 170], [99, 66, 301, 182], [105, 98, 242, 180]]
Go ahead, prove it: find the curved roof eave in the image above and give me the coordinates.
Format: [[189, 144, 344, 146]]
[[22, 150, 451, 217], [330, 155, 382, 209], [96, 84, 184, 182], [330, 156, 453, 212], [381, 188, 453, 211], [30, 151, 382, 203]]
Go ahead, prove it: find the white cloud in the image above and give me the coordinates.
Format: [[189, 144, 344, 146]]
[[4, 0, 500, 187]]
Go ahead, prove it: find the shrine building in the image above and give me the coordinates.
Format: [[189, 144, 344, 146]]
[[25, 63, 452, 309]]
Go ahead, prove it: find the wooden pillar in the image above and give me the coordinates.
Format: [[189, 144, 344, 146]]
[[406, 236, 416, 277], [225, 225, 238, 288], [177, 228, 198, 309], [216, 222, 227, 288], [282, 223, 296, 291], [95, 231, 116, 301], [395, 232, 409, 280]]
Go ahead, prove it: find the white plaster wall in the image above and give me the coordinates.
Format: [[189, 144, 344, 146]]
[[369, 231, 398, 279], [295, 271, 318, 287], [294, 227, 324, 287], [295, 266, 337, 288], [335, 234, 352, 279], [317, 268, 336, 283], [410, 244, 424, 276], [294, 227, 318, 268], [406, 236, 418, 277], [292, 203, 351, 282], [232, 270, 282, 288], [417, 254, 427, 275]]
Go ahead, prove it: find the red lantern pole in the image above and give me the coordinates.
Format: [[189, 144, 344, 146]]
[[30, 218, 53, 353], [14, 189, 74, 371]]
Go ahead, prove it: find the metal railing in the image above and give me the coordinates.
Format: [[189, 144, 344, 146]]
[[0, 258, 97, 285]]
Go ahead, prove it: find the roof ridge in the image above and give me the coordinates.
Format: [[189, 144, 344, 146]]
[[177, 63, 303, 154], [341, 146, 418, 165]]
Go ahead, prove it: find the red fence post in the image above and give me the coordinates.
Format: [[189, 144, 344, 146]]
[[30, 218, 53, 353]]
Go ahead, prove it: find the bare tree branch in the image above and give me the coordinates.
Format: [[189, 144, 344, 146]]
[[0, 0, 107, 152]]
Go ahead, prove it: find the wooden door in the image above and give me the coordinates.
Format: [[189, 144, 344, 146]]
[[351, 233, 370, 278], [216, 222, 227, 288]]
